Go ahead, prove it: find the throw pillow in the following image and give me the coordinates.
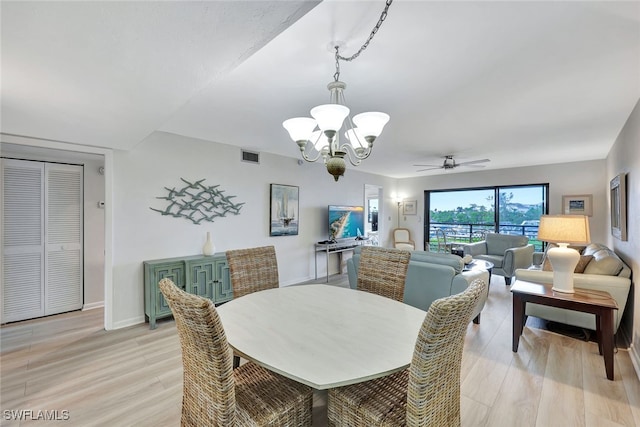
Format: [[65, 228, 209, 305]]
[[583, 249, 624, 276], [542, 254, 593, 273]]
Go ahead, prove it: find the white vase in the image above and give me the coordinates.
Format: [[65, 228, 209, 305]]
[[202, 232, 215, 256]]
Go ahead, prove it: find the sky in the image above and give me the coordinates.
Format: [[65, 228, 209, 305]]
[[430, 186, 545, 211]]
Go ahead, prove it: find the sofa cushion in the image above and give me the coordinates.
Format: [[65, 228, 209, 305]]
[[583, 243, 608, 256], [485, 233, 528, 256], [542, 254, 593, 273], [409, 251, 463, 273], [583, 249, 624, 276]]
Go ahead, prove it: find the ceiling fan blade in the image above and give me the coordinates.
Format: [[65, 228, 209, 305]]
[[416, 166, 443, 172], [456, 158, 490, 166], [461, 164, 487, 168], [413, 164, 441, 168]]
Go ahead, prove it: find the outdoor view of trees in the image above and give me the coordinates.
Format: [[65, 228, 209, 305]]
[[430, 191, 544, 226], [426, 185, 548, 250]]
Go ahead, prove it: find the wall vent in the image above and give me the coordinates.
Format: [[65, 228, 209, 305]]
[[241, 149, 260, 164]]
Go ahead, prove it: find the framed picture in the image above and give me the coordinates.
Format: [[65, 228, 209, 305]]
[[270, 184, 299, 236], [562, 194, 592, 216], [610, 173, 627, 241], [403, 199, 417, 215]]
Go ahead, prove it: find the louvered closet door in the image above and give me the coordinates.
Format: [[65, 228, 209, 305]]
[[2, 159, 46, 322], [1, 159, 83, 323], [45, 163, 83, 315]]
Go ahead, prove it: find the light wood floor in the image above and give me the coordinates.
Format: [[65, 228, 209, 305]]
[[2, 274, 640, 426]]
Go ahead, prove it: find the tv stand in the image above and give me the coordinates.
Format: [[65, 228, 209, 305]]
[[314, 239, 369, 283]]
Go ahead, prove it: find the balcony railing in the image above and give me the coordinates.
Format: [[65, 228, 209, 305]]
[[427, 222, 542, 252]]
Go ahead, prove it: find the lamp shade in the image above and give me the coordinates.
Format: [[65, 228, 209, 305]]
[[310, 104, 350, 132], [537, 215, 591, 245], [282, 117, 317, 142], [344, 128, 367, 149], [352, 112, 390, 138], [309, 130, 326, 151]]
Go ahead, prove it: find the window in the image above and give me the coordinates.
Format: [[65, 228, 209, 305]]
[[425, 184, 548, 251]]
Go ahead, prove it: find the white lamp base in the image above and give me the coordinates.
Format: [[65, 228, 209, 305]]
[[547, 243, 580, 293]]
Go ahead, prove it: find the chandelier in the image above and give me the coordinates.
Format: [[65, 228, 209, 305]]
[[282, 0, 393, 182]]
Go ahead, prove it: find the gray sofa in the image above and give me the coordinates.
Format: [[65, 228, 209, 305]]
[[347, 247, 489, 323], [460, 233, 534, 286], [515, 243, 631, 333]]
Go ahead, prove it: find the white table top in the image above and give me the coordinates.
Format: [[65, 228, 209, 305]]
[[216, 284, 427, 390]]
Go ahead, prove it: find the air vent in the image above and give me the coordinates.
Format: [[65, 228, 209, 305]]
[[241, 149, 260, 164]]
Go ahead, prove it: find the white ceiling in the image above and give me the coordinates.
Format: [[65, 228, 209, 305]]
[[2, 1, 639, 179]]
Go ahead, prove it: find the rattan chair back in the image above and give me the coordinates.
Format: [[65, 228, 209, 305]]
[[159, 278, 313, 426], [327, 278, 487, 427], [406, 278, 488, 426], [226, 245, 279, 298], [159, 278, 236, 426], [357, 246, 411, 302]]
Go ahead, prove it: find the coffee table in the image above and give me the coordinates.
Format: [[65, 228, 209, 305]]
[[511, 279, 618, 380], [463, 259, 494, 283]]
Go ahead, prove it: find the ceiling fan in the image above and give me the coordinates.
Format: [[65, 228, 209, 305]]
[[414, 155, 490, 172]]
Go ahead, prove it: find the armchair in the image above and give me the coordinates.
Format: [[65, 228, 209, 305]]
[[393, 228, 415, 250], [460, 233, 534, 285]]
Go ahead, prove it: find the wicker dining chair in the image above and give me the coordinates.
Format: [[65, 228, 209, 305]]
[[226, 245, 279, 367], [328, 278, 488, 427], [357, 246, 411, 302], [226, 245, 279, 299], [159, 278, 313, 427]]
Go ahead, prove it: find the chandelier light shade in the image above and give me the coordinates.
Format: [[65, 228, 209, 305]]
[[282, 0, 394, 182], [537, 214, 591, 293], [283, 81, 389, 181]]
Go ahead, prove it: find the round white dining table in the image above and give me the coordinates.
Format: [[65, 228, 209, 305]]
[[216, 284, 427, 390]]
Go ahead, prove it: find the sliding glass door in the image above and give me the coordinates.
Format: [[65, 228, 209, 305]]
[[425, 184, 548, 251]]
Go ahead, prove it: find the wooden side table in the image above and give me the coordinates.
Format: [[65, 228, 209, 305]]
[[511, 280, 618, 380]]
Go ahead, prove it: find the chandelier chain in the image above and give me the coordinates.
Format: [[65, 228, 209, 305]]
[[333, 0, 393, 81]]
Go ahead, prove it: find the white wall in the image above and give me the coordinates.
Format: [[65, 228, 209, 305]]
[[83, 159, 105, 308], [606, 99, 639, 374], [111, 131, 395, 328], [394, 160, 608, 250]]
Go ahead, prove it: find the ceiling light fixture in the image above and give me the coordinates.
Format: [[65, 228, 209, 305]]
[[283, 0, 393, 182]]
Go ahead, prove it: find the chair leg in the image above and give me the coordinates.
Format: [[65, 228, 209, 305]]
[[504, 277, 511, 286], [233, 355, 240, 369]]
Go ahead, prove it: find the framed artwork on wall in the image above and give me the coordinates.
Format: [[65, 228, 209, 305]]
[[403, 199, 417, 215], [610, 173, 627, 241], [270, 184, 299, 236], [562, 194, 593, 216]]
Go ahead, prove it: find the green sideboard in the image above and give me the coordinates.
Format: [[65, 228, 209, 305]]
[[143, 253, 232, 329]]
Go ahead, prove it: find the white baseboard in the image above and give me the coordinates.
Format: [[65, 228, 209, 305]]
[[82, 301, 104, 311], [111, 315, 145, 330]]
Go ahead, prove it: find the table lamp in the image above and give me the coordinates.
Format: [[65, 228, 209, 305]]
[[537, 215, 591, 293]]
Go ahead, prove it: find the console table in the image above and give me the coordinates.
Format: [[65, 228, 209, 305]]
[[143, 253, 232, 329], [314, 239, 369, 282], [511, 279, 618, 380]]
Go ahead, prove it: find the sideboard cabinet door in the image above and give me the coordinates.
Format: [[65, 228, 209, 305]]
[[186, 259, 216, 300], [214, 258, 233, 304], [144, 260, 186, 329]]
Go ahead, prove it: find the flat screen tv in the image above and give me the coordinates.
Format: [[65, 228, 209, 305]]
[[328, 205, 365, 241]]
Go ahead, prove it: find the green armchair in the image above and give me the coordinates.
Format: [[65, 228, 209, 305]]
[[460, 233, 534, 285]]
